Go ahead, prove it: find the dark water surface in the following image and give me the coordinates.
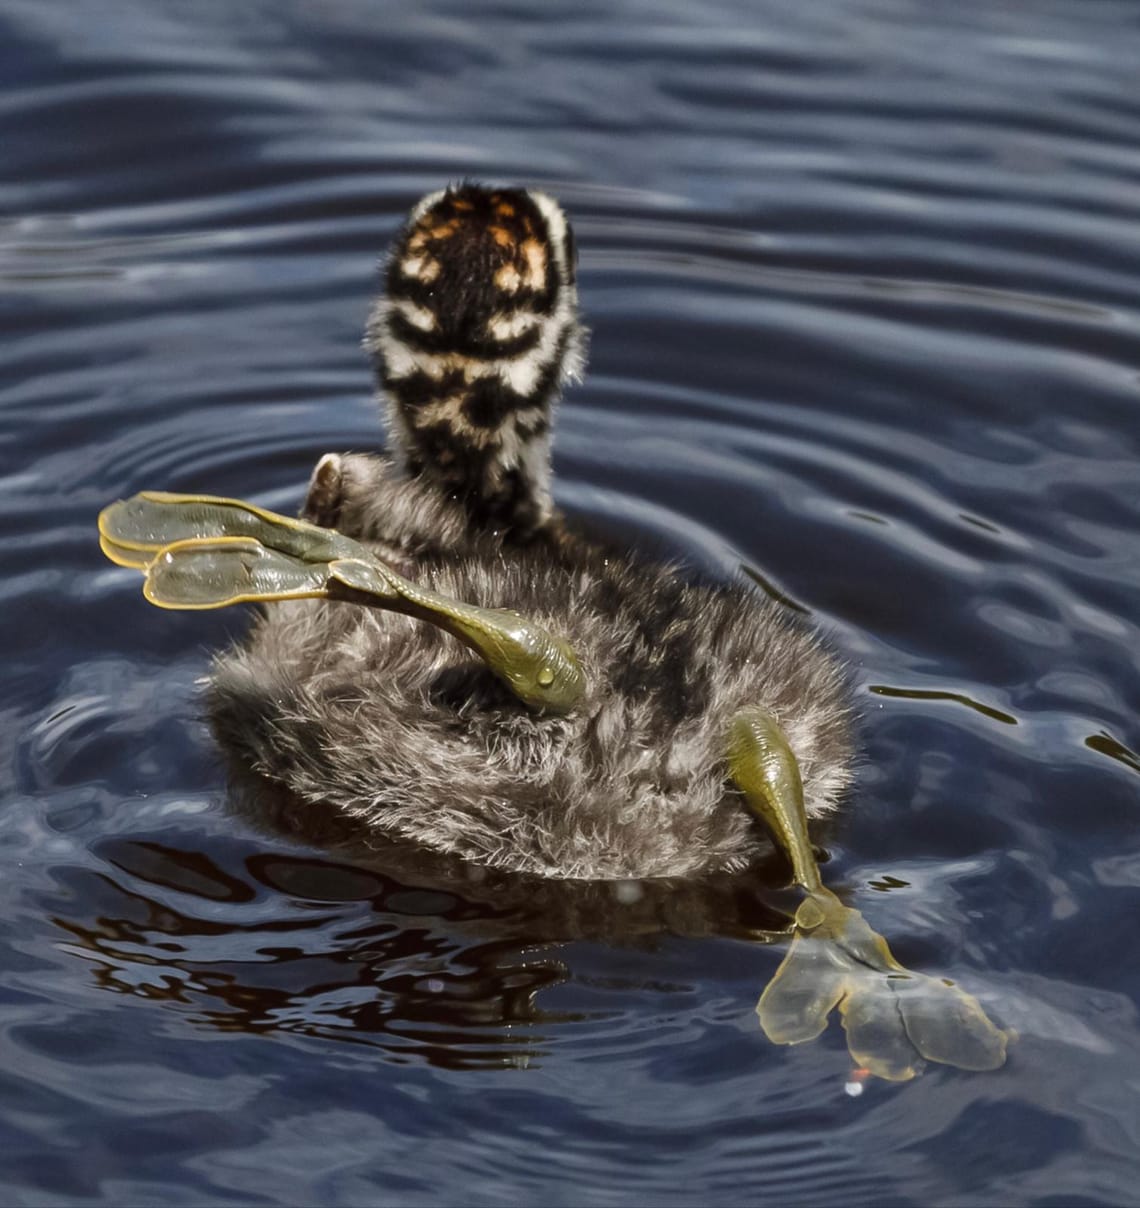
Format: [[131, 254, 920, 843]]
[[3, 1, 1140, 1203]]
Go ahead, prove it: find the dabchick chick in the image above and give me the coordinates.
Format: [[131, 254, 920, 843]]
[[204, 183, 854, 880], [99, 184, 1009, 1079]]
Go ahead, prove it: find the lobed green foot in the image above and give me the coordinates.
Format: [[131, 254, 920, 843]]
[[757, 887, 1008, 1080], [98, 490, 585, 714], [729, 706, 1008, 1081]]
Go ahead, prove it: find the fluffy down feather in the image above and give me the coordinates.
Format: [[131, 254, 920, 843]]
[[207, 453, 853, 880]]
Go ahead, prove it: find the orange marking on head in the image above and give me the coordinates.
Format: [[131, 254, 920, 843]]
[[488, 225, 515, 249], [450, 197, 474, 211], [495, 201, 516, 218]]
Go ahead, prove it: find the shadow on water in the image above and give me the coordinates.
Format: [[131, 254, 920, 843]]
[[51, 762, 804, 1073]]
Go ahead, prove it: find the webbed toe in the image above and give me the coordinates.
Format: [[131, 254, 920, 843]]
[[756, 931, 848, 1045], [889, 972, 1008, 1072], [144, 537, 332, 609], [99, 491, 358, 566]]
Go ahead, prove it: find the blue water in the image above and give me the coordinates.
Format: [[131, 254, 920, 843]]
[[2, 1, 1139, 1203]]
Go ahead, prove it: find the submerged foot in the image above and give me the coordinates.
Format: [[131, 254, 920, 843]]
[[757, 887, 1008, 1080]]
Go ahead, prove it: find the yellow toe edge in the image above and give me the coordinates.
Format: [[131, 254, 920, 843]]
[[138, 490, 325, 535], [99, 534, 152, 570], [98, 501, 158, 554], [856, 1056, 920, 1083]]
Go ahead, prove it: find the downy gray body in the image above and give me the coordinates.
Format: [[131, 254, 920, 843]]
[[207, 185, 854, 880]]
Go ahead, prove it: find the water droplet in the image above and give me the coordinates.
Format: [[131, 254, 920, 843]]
[[613, 880, 643, 905]]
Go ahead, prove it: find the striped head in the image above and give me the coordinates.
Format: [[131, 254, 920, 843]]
[[366, 185, 586, 536]]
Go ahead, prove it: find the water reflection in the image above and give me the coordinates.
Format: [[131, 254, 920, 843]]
[[49, 769, 803, 1073]]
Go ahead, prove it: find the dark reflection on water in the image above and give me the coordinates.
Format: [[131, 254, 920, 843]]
[[50, 768, 800, 1073], [2, 0, 1140, 1203]]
